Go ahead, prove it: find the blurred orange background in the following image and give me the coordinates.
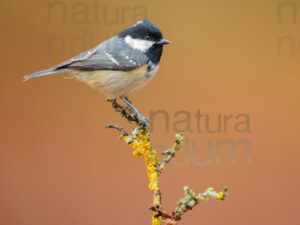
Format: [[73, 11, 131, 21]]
[[1, 0, 299, 225]]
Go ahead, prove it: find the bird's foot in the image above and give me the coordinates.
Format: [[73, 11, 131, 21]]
[[120, 96, 149, 128]]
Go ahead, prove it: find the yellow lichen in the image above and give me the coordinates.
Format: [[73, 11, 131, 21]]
[[152, 215, 162, 225], [216, 192, 224, 200], [124, 133, 162, 225]]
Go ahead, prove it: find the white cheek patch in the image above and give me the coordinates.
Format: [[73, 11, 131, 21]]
[[125, 35, 155, 52]]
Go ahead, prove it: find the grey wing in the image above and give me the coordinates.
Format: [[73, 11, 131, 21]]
[[52, 36, 148, 71]]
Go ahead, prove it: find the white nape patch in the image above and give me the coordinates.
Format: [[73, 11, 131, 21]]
[[132, 20, 143, 27], [125, 35, 154, 52], [104, 51, 120, 65]]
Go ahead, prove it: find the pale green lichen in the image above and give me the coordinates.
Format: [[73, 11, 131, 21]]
[[174, 186, 228, 221]]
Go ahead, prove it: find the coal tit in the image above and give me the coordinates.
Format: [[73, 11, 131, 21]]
[[24, 18, 170, 98]]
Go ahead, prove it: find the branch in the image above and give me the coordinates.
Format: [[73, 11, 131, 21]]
[[173, 186, 228, 221], [106, 98, 162, 225], [159, 133, 184, 172], [106, 97, 228, 225]]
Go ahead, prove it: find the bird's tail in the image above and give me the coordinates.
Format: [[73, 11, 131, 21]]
[[23, 68, 74, 81]]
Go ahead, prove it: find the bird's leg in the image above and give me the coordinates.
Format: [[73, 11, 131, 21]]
[[122, 96, 132, 104], [107, 97, 138, 125], [120, 96, 149, 128]]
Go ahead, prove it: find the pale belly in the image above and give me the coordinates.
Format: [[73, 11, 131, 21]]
[[70, 64, 158, 98]]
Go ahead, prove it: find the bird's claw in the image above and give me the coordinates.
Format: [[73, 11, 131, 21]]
[[137, 114, 149, 128], [120, 96, 149, 129]]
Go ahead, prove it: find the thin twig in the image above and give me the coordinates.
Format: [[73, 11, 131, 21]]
[[173, 186, 228, 221], [106, 124, 128, 138], [159, 133, 184, 172]]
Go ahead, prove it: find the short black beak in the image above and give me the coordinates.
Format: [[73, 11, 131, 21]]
[[157, 39, 171, 45]]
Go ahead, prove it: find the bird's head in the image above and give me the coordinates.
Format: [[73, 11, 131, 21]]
[[118, 19, 170, 54]]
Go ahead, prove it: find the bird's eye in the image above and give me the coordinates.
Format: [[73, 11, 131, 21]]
[[145, 36, 151, 40]]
